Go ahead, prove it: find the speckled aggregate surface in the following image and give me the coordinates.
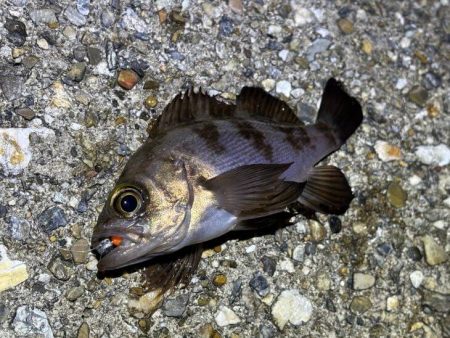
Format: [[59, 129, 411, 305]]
[[0, 0, 449, 337]]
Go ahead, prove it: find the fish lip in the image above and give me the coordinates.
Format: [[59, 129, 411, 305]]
[[96, 241, 158, 271]]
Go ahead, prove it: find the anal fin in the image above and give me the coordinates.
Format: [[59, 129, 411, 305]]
[[298, 166, 353, 215]]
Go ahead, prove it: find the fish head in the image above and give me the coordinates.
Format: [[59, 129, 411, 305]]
[[92, 150, 193, 272]]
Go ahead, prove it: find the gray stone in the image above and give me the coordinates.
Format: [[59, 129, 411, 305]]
[[65, 6, 87, 26], [219, 16, 234, 36], [162, 294, 189, 317], [350, 296, 372, 313], [13, 306, 53, 338], [306, 39, 331, 61], [29, 9, 57, 25], [101, 11, 115, 28], [5, 19, 27, 47], [249, 273, 270, 297], [261, 256, 276, 276], [0, 69, 25, 100], [71, 239, 90, 264], [7, 216, 30, 241], [353, 273, 376, 290], [105, 40, 117, 70], [77, 0, 90, 16], [65, 62, 87, 83], [15, 107, 36, 120], [37, 206, 68, 233], [66, 286, 85, 301], [421, 290, 450, 313], [87, 47, 102, 65], [407, 86, 428, 107], [47, 257, 72, 281]]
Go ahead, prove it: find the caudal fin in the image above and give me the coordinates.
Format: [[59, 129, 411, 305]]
[[298, 166, 353, 215], [317, 78, 363, 144]]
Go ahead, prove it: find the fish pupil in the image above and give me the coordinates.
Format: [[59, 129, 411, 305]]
[[121, 194, 138, 213]]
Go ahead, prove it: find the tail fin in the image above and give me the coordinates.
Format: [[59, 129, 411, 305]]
[[317, 78, 363, 143], [298, 166, 353, 215]]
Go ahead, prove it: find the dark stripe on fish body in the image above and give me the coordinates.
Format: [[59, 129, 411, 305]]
[[193, 122, 226, 154], [233, 120, 274, 161], [274, 125, 311, 152]]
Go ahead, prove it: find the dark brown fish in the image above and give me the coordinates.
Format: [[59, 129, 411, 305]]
[[91, 78, 363, 292]]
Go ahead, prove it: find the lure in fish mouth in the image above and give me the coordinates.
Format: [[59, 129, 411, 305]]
[[91, 78, 363, 291]]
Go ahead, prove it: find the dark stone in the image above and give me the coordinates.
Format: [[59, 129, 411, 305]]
[[266, 39, 283, 51], [165, 49, 185, 61], [116, 144, 130, 156], [37, 206, 68, 233], [5, 19, 27, 46], [376, 243, 393, 256], [422, 71, 442, 89], [261, 256, 276, 276], [421, 290, 450, 313], [219, 16, 234, 36], [15, 107, 35, 120], [328, 216, 342, 233], [87, 47, 102, 65], [0, 303, 7, 323], [7, 216, 30, 241], [162, 294, 189, 317], [249, 273, 270, 297], [338, 7, 352, 18], [0, 204, 7, 218], [407, 246, 423, 261], [325, 297, 336, 312], [105, 40, 117, 70], [259, 324, 276, 338], [305, 242, 316, 255], [47, 257, 72, 281], [73, 46, 87, 62], [230, 279, 242, 304]]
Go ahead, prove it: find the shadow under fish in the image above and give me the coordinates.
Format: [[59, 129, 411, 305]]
[[92, 78, 363, 294]]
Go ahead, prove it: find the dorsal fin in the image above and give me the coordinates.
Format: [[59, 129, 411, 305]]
[[148, 88, 235, 137], [236, 87, 304, 125]]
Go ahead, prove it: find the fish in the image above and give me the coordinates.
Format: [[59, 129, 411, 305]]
[[91, 78, 363, 292]]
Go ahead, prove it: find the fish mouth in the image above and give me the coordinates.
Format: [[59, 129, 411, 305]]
[[91, 225, 156, 271]]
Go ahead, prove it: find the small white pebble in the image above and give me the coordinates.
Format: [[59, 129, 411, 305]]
[[37, 38, 49, 50], [261, 79, 275, 92], [215, 306, 240, 326], [409, 175, 422, 186], [415, 144, 450, 166], [245, 244, 256, 253], [278, 49, 289, 61], [395, 78, 408, 90], [433, 220, 446, 230], [276, 80, 292, 98], [279, 259, 295, 273], [291, 88, 305, 99], [410, 270, 424, 288]]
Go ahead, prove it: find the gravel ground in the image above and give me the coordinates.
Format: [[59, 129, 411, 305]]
[[1, 0, 449, 337]]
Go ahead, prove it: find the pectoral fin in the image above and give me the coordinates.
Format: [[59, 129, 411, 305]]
[[202, 163, 303, 219], [298, 165, 353, 215], [142, 244, 203, 294]]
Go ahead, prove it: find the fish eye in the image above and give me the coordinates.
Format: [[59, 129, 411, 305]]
[[113, 187, 143, 217]]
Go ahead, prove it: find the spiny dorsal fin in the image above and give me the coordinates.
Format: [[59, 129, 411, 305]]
[[236, 87, 304, 125], [148, 88, 235, 137]]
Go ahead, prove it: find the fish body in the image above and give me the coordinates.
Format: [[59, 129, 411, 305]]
[[92, 78, 363, 290]]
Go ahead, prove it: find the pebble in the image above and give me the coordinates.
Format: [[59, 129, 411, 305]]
[[219, 16, 234, 36], [13, 306, 53, 338], [328, 216, 342, 234], [423, 71, 442, 89], [66, 62, 86, 83], [144, 96, 158, 109], [65, 6, 87, 26], [407, 246, 423, 261], [71, 239, 90, 264], [279, 259, 295, 273], [309, 220, 326, 242], [261, 256, 276, 276], [410, 270, 424, 288], [415, 144, 450, 166], [87, 47, 102, 65], [101, 10, 115, 28], [271, 289, 313, 330], [15, 108, 35, 120], [105, 40, 117, 70], [421, 235, 447, 266], [261, 79, 275, 92], [275, 80, 292, 98], [77, 322, 90, 338], [117, 69, 140, 90], [229, 0, 243, 14], [421, 289, 450, 313], [215, 306, 241, 326], [337, 18, 354, 34], [37, 206, 68, 233], [5, 19, 27, 47], [249, 273, 270, 297], [0, 204, 7, 218], [306, 38, 331, 62], [293, 7, 314, 26], [376, 243, 393, 256], [7, 216, 30, 241], [37, 38, 49, 50], [0, 69, 25, 100], [350, 296, 372, 314], [292, 244, 305, 262], [77, 0, 90, 16], [213, 274, 227, 287], [0, 245, 29, 292], [361, 39, 373, 55], [407, 86, 428, 107], [30, 9, 58, 25], [374, 141, 402, 162], [353, 273, 376, 290], [162, 294, 189, 317], [47, 257, 72, 281], [387, 182, 407, 208], [66, 286, 85, 301], [386, 296, 399, 312]]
